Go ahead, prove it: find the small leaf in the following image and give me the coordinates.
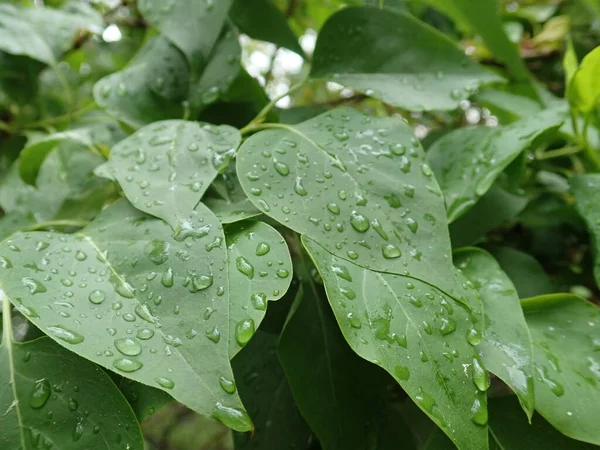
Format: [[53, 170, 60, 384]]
[[232, 330, 311, 449], [0, 300, 143, 449], [138, 0, 232, 70], [226, 221, 292, 357], [95, 120, 240, 231], [454, 248, 535, 418], [428, 112, 563, 222], [0, 200, 252, 431], [522, 294, 600, 445], [230, 0, 304, 56], [563, 36, 578, 98], [572, 174, 600, 288], [569, 45, 600, 115], [311, 7, 502, 111], [485, 246, 555, 299], [449, 185, 528, 248]]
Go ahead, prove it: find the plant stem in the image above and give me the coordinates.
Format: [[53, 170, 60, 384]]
[[581, 115, 600, 171], [537, 146, 582, 160], [25, 101, 97, 129], [241, 77, 308, 134], [26, 219, 90, 231], [240, 121, 296, 136]]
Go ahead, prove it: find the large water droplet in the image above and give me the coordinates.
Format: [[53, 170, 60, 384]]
[[255, 242, 270, 256], [470, 397, 488, 426], [251, 293, 267, 310], [155, 377, 174, 389], [191, 274, 214, 292], [350, 211, 370, 233], [274, 161, 290, 176], [29, 379, 51, 409], [472, 356, 490, 391], [21, 277, 47, 295], [88, 290, 106, 304], [212, 402, 252, 431], [137, 328, 154, 340], [47, 326, 84, 344], [113, 358, 143, 373], [395, 365, 410, 381], [115, 338, 142, 356], [161, 268, 174, 287], [294, 177, 307, 196], [236, 256, 254, 279], [219, 377, 237, 394], [332, 264, 352, 282], [235, 319, 255, 346], [382, 244, 401, 259]]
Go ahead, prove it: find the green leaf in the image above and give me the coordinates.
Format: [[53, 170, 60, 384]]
[[226, 220, 292, 357], [572, 174, 600, 288], [485, 246, 555, 299], [449, 185, 529, 248], [454, 248, 535, 418], [95, 120, 241, 231], [237, 109, 488, 449], [422, 0, 533, 84], [278, 254, 416, 450], [488, 396, 598, 450], [522, 294, 600, 445], [569, 46, 600, 115], [428, 112, 563, 222], [204, 169, 261, 224], [230, 0, 304, 56], [0, 199, 253, 431], [563, 37, 578, 99], [0, 213, 34, 242], [138, 0, 232, 70], [311, 7, 502, 111], [119, 378, 172, 421], [93, 36, 189, 130], [0, 301, 143, 449], [18, 128, 95, 186], [232, 330, 311, 449], [0, 3, 101, 66]]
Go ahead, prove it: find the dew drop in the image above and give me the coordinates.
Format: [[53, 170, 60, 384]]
[[88, 290, 106, 304], [155, 377, 174, 389], [115, 338, 142, 356], [235, 319, 255, 346], [29, 379, 51, 409], [47, 326, 84, 344], [219, 377, 237, 394], [113, 358, 143, 373]]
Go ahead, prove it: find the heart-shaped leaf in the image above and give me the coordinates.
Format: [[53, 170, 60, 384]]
[[311, 7, 502, 111], [95, 120, 240, 231], [428, 112, 563, 222], [572, 174, 600, 288], [0, 299, 143, 449], [0, 199, 253, 431], [454, 248, 535, 417], [522, 294, 600, 445], [237, 108, 488, 449]]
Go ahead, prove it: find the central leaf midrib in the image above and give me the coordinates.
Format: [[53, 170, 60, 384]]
[[77, 232, 220, 405]]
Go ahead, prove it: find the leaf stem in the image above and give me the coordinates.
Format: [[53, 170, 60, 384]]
[[581, 115, 600, 171], [241, 77, 308, 134], [25, 101, 97, 129], [537, 146, 582, 160], [26, 220, 90, 231]]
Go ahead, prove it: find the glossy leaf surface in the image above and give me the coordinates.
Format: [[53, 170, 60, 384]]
[[569, 46, 600, 114], [0, 301, 143, 449], [0, 200, 252, 431], [311, 7, 502, 111], [572, 174, 600, 288], [454, 248, 534, 417], [523, 294, 600, 445], [95, 120, 240, 230]]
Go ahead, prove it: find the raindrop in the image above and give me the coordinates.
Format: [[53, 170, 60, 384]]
[[88, 290, 106, 305], [114, 338, 142, 356], [440, 317, 456, 336], [47, 326, 84, 344], [294, 177, 307, 196], [276, 269, 289, 278], [161, 268, 174, 287], [251, 293, 267, 310], [29, 379, 51, 409], [137, 328, 155, 340], [219, 377, 237, 394], [21, 277, 47, 295], [75, 251, 87, 261], [212, 402, 252, 431], [113, 358, 143, 373], [236, 257, 254, 279], [235, 319, 255, 346], [155, 377, 174, 389], [274, 161, 290, 176], [472, 357, 490, 391], [331, 264, 352, 282], [191, 274, 214, 292], [395, 365, 410, 381], [347, 313, 362, 328], [350, 211, 370, 233], [382, 244, 401, 259], [255, 242, 270, 256], [206, 326, 221, 343], [470, 397, 488, 426]]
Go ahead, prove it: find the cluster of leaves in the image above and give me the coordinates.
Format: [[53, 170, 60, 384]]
[[0, 0, 600, 449]]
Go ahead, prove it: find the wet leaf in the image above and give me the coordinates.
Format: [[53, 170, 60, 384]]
[[0, 300, 143, 449], [119, 378, 172, 421], [522, 294, 600, 445], [311, 7, 502, 111], [0, 200, 253, 431], [205, 169, 261, 224], [572, 174, 600, 288], [428, 112, 563, 222], [95, 120, 240, 231], [226, 221, 292, 357], [454, 248, 535, 418], [237, 108, 488, 449]]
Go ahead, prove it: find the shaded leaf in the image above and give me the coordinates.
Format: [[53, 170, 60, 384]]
[[95, 120, 240, 230], [485, 246, 555, 299], [428, 112, 563, 222], [454, 248, 535, 417], [205, 169, 261, 224], [449, 185, 529, 248], [226, 221, 292, 357], [232, 330, 311, 449], [230, 0, 304, 56], [522, 294, 600, 445], [0, 301, 143, 449], [119, 378, 172, 421], [0, 200, 253, 431], [0, 212, 34, 242], [278, 253, 416, 450], [572, 174, 600, 288], [311, 7, 502, 111], [237, 108, 488, 449]]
